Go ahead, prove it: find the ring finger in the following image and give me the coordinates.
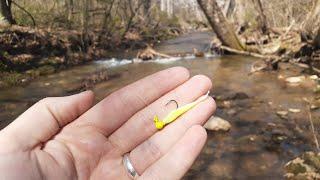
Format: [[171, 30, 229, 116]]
[[108, 75, 212, 153], [129, 97, 215, 174]]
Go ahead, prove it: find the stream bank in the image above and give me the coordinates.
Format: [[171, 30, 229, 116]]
[[0, 25, 181, 89]]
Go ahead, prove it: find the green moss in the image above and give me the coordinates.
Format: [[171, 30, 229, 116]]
[[0, 72, 24, 86], [25, 69, 40, 77], [1, 51, 9, 58], [0, 60, 8, 71], [286, 161, 307, 175], [302, 152, 320, 171], [37, 65, 55, 75]]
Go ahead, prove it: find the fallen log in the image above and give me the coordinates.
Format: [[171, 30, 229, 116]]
[[220, 45, 277, 59], [289, 61, 320, 74], [137, 45, 173, 61]]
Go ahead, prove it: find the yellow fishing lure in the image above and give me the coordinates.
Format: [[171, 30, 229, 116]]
[[154, 91, 210, 130]]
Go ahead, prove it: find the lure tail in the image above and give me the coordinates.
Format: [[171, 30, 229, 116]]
[[194, 91, 210, 104]]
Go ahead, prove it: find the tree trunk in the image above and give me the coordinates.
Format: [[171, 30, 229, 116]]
[[142, 0, 151, 16], [252, 0, 268, 34], [225, 0, 235, 18], [161, 0, 165, 12], [222, 0, 231, 16], [301, 0, 320, 48], [81, 0, 90, 51], [166, 0, 173, 17], [161, 0, 173, 17], [197, 0, 245, 50], [0, 0, 15, 25], [66, 0, 74, 22], [314, 29, 320, 49]]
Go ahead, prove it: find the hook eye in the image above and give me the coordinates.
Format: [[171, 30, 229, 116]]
[[165, 100, 179, 109]]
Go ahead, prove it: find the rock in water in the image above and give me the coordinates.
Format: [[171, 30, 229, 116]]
[[310, 75, 319, 80], [285, 76, 305, 85], [276, 111, 289, 117], [193, 48, 205, 57], [204, 116, 231, 132], [288, 108, 301, 113]]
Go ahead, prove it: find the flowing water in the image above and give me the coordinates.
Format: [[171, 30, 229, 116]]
[[0, 32, 319, 179]]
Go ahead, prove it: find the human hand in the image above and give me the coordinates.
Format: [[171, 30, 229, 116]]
[[0, 67, 215, 180]]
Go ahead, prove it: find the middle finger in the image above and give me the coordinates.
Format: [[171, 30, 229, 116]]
[[108, 75, 212, 153]]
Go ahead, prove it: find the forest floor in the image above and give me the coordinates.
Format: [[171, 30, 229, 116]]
[[0, 25, 181, 89]]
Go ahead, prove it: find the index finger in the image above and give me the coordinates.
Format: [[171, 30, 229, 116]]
[[73, 67, 190, 136]]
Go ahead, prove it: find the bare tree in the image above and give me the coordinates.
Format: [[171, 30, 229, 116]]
[[142, 0, 151, 16], [197, 0, 245, 50], [252, 0, 268, 34], [81, 0, 90, 51], [161, 0, 173, 17], [66, 0, 74, 22], [302, 0, 320, 40], [98, 0, 116, 41], [120, 0, 146, 39], [0, 0, 15, 25]]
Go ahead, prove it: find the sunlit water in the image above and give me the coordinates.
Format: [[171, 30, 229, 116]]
[[0, 32, 319, 179]]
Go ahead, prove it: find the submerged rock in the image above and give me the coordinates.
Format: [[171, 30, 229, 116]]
[[285, 152, 320, 179], [216, 92, 250, 101], [285, 76, 306, 85], [220, 100, 232, 109], [288, 108, 301, 113], [208, 159, 233, 179], [227, 109, 238, 116], [66, 70, 111, 93], [204, 116, 231, 132], [310, 75, 319, 81], [314, 85, 320, 94], [311, 105, 319, 110], [310, 99, 320, 110], [276, 111, 289, 117]]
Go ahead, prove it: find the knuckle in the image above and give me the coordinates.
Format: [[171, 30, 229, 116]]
[[167, 66, 190, 78], [207, 96, 217, 111], [192, 75, 213, 88], [145, 139, 163, 162]]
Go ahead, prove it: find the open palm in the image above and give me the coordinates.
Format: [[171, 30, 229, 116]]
[[0, 67, 215, 180]]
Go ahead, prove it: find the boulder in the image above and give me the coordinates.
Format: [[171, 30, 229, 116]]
[[204, 116, 231, 132]]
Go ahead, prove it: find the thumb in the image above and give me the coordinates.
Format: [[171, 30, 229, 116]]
[[1, 91, 94, 150]]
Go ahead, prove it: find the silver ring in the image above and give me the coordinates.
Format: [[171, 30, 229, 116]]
[[123, 153, 139, 179]]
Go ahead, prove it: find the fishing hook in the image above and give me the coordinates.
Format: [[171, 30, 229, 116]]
[[165, 100, 179, 109]]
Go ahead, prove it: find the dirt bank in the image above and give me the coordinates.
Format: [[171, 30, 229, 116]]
[[0, 25, 180, 89]]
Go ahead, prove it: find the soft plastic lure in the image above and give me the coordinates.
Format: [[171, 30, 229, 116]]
[[154, 91, 210, 130]]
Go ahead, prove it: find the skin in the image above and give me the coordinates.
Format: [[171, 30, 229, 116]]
[[0, 67, 216, 180]]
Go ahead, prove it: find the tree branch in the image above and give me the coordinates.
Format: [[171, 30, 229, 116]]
[[11, 0, 36, 26]]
